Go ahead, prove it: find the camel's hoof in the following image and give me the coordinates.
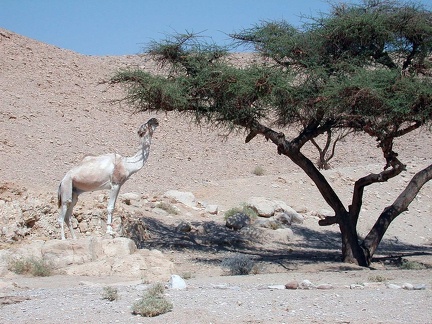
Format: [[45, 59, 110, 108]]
[[106, 227, 116, 237]]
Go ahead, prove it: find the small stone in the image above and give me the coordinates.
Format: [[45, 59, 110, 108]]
[[413, 284, 426, 290], [316, 284, 333, 290], [268, 285, 286, 290], [350, 284, 364, 290], [285, 281, 299, 290], [299, 279, 315, 289], [386, 283, 401, 289], [176, 221, 192, 233], [402, 283, 414, 290], [205, 205, 218, 215]]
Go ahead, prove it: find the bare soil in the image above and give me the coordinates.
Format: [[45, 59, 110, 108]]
[[0, 28, 431, 323]]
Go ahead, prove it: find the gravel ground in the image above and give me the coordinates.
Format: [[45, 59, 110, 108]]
[[1, 271, 431, 324]]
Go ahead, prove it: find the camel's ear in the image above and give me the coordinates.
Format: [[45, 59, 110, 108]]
[[137, 125, 147, 137]]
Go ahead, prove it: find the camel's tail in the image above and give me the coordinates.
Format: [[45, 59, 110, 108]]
[[57, 183, 62, 209]]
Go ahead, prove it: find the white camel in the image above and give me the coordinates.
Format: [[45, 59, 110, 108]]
[[57, 118, 159, 240]]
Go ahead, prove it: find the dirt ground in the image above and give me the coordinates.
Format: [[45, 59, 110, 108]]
[[0, 28, 431, 323]]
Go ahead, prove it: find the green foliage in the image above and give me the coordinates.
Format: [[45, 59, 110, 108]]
[[221, 254, 258, 275], [8, 257, 53, 277], [224, 204, 258, 220], [398, 259, 427, 270], [113, 0, 432, 135], [132, 283, 173, 317], [102, 286, 119, 301]]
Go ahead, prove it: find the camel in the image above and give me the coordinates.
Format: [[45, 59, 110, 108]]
[[57, 118, 159, 240]]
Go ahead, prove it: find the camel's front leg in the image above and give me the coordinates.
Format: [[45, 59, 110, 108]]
[[106, 184, 121, 235], [64, 193, 78, 239]]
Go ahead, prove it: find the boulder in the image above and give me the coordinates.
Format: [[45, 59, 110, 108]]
[[164, 190, 197, 208], [205, 204, 219, 215], [169, 274, 187, 290], [247, 197, 276, 217], [0, 238, 174, 281]]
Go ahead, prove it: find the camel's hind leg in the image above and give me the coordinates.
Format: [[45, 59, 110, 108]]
[[64, 192, 78, 239], [58, 177, 77, 240]]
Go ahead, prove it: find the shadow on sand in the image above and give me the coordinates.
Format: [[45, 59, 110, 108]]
[[129, 215, 431, 270]]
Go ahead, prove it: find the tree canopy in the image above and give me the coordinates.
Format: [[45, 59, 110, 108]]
[[112, 0, 432, 266]]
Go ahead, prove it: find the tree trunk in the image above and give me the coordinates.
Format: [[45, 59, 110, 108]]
[[338, 211, 369, 266], [361, 163, 432, 265]]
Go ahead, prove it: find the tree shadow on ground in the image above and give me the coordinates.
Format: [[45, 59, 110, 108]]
[[129, 216, 431, 270]]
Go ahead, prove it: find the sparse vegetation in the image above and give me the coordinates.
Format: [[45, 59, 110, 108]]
[[102, 286, 119, 301], [8, 257, 53, 277], [221, 254, 258, 275], [399, 259, 426, 270], [368, 275, 388, 283], [156, 201, 179, 215], [132, 283, 173, 317], [224, 204, 258, 220], [181, 271, 193, 280], [252, 165, 265, 176]]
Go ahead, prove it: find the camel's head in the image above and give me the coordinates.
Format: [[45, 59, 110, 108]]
[[138, 118, 159, 137]]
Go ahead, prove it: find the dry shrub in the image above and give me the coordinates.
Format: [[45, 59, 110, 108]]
[[221, 254, 258, 275], [102, 286, 119, 301], [132, 283, 173, 317], [8, 257, 53, 277]]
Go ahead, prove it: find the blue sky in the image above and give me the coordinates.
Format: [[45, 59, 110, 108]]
[[1, 0, 431, 56]]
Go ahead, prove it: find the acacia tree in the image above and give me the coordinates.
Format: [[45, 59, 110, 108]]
[[112, 0, 432, 266]]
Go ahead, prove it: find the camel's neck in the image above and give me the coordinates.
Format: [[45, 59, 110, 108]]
[[124, 135, 152, 175]]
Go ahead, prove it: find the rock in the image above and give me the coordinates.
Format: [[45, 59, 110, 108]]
[[119, 192, 141, 205], [299, 279, 315, 289], [413, 284, 427, 290], [67, 248, 174, 282], [274, 201, 304, 224], [272, 228, 294, 243], [317, 209, 333, 218], [205, 204, 218, 215], [176, 221, 192, 233], [316, 284, 333, 290], [41, 238, 102, 268], [247, 197, 302, 221], [247, 197, 277, 217], [402, 283, 414, 290], [226, 212, 251, 231], [152, 207, 169, 216], [274, 212, 293, 226], [387, 283, 402, 289], [350, 284, 364, 289], [169, 274, 187, 290], [285, 281, 299, 290], [268, 285, 286, 290], [164, 190, 197, 208], [101, 237, 137, 257], [254, 217, 280, 229], [0, 238, 174, 281]]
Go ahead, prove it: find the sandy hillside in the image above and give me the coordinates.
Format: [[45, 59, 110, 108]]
[[0, 28, 432, 323]]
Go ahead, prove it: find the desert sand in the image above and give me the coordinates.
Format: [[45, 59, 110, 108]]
[[0, 28, 431, 323]]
